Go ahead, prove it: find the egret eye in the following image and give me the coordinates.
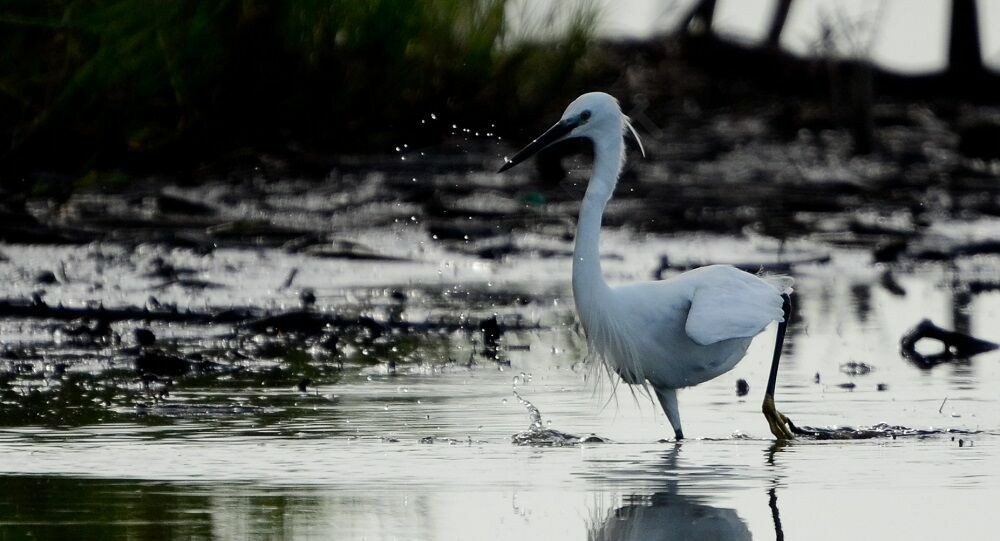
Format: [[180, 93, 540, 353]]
[[579, 110, 592, 122]]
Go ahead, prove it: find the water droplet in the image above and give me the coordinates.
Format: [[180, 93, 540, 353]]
[[501, 398, 508, 404], [431, 113, 437, 120], [384, 404, 390, 410], [366, 375, 373, 382], [395, 146, 401, 152]]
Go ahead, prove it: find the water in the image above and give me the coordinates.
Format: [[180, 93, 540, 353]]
[[4, 117, 1000, 538], [3, 228, 999, 539]]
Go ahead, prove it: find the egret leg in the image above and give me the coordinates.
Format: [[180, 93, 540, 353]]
[[763, 294, 796, 440], [655, 387, 684, 440]]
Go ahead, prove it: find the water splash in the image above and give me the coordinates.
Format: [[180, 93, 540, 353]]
[[510, 390, 608, 446]]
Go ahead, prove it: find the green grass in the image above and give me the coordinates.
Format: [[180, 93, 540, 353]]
[[0, 0, 599, 177]]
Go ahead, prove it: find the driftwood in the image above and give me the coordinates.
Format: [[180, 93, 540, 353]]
[[900, 319, 998, 368]]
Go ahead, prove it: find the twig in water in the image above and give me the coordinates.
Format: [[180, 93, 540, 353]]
[[281, 268, 298, 289], [939, 396, 948, 414]]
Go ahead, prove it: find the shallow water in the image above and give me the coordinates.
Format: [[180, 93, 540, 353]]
[[3, 220, 1000, 539], [6, 116, 1000, 538]]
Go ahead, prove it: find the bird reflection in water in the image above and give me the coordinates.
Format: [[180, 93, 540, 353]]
[[766, 441, 789, 541], [588, 444, 752, 541]]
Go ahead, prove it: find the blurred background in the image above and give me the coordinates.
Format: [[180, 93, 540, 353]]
[[4, 0, 1000, 187]]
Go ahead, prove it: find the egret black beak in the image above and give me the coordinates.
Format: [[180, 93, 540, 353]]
[[498, 117, 580, 173]]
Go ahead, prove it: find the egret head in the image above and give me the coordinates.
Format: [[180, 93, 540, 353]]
[[498, 92, 644, 173]]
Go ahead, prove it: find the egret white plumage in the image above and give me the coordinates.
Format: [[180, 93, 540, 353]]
[[499, 92, 800, 440]]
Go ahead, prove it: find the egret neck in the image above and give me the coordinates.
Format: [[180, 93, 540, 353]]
[[572, 124, 625, 317]]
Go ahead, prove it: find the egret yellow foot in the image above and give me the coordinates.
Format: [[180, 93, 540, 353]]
[[762, 394, 794, 440]]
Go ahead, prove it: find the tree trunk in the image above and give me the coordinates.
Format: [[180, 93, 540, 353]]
[[683, 0, 717, 35], [948, 0, 982, 80], [766, 0, 794, 49]]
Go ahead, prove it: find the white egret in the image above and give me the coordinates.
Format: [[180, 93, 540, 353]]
[[499, 92, 800, 440]]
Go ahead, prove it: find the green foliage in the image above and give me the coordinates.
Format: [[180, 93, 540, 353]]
[[0, 0, 598, 174]]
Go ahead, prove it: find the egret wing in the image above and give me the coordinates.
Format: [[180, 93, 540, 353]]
[[683, 267, 787, 346]]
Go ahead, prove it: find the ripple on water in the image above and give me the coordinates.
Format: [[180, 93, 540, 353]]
[[796, 423, 987, 440]]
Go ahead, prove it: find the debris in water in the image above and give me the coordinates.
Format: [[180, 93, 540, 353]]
[[479, 316, 501, 357], [281, 268, 298, 289], [134, 328, 156, 347], [840, 361, 873, 376], [876, 383, 889, 391], [736, 378, 750, 396], [303, 239, 410, 261], [135, 350, 191, 377], [873, 240, 908, 263], [300, 289, 317, 309], [60, 318, 112, 340], [36, 270, 58, 285], [879, 270, 906, 296], [900, 319, 998, 368]]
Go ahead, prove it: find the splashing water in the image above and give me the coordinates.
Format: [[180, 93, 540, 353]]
[[510, 390, 608, 446]]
